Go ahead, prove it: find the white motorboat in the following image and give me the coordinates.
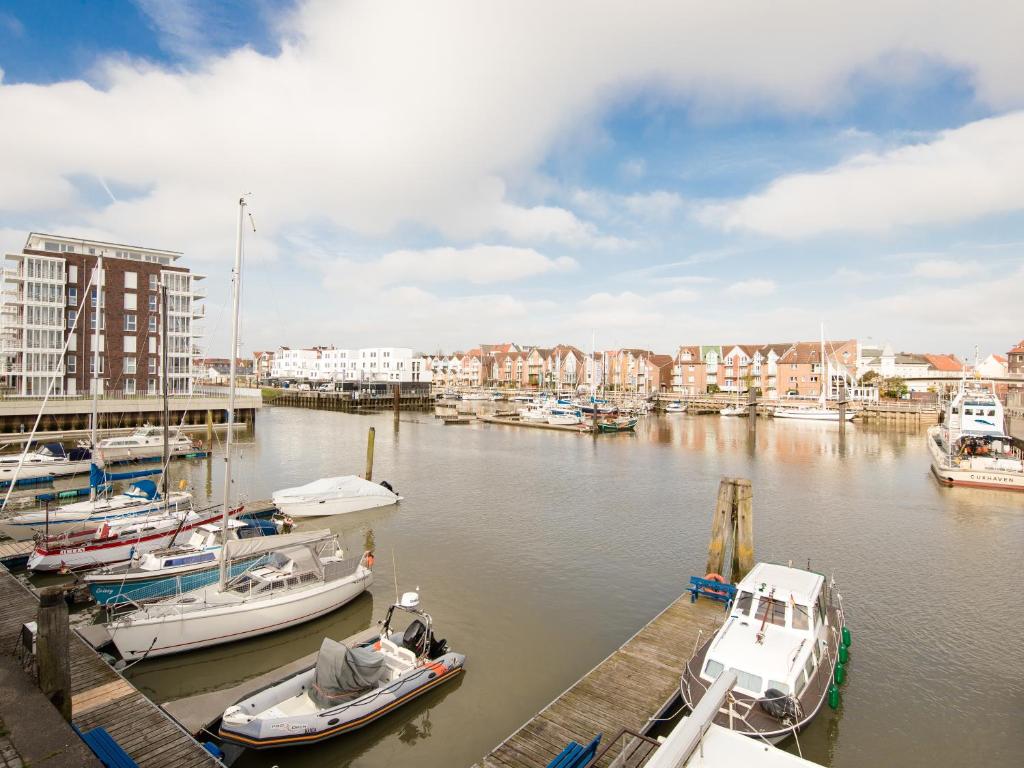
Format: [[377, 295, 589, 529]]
[[461, 392, 490, 401], [26, 504, 226, 572], [272, 476, 401, 518], [682, 562, 848, 744], [720, 405, 747, 417], [928, 382, 1024, 491], [664, 401, 686, 413], [0, 443, 95, 483], [219, 590, 465, 749], [106, 535, 373, 660], [773, 407, 853, 422], [547, 411, 583, 426], [88, 425, 194, 463], [0, 478, 191, 541]]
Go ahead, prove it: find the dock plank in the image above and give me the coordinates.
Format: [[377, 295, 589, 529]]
[[474, 593, 725, 768]]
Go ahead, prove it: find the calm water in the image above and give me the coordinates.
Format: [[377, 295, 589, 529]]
[[91, 407, 1022, 767]]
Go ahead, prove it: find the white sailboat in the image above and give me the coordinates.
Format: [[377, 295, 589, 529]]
[[106, 197, 373, 661], [0, 443, 95, 483], [774, 325, 855, 423]]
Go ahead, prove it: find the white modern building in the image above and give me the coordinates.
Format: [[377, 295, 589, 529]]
[[270, 346, 431, 383]]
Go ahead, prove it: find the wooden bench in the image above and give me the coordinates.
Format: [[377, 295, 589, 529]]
[[546, 733, 601, 767], [73, 725, 139, 768], [687, 576, 736, 604]]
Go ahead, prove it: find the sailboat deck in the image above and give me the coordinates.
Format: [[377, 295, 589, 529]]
[[0, 567, 221, 767]]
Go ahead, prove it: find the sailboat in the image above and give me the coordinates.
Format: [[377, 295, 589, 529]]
[[106, 197, 373, 661], [774, 325, 855, 422]]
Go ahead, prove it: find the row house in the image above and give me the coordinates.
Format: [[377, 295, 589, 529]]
[[600, 348, 674, 393], [777, 339, 858, 398], [426, 353, 463, 388]]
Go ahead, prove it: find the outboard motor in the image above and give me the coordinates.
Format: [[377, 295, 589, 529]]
[[402, 619, 428, 656], [379, 480, 396, 494], [758, 689, 803, 722]]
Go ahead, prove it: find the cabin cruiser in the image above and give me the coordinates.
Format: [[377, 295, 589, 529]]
[[272, 476, 401, 518], [928, 383, 1023, 491], [0, 443, 95, 483], [773, 406, 853, 422], [682, 562, 847, 744], [219, 590, 465, 748], [720, 405, 747, 417], [664, 401, 686, 413], [106, 534, 372, 660], [87, 425, 194, 463], [0, 479, 192, 541]]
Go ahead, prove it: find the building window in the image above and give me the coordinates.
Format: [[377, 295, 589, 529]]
[[149, 295, 157, 312], [89, 356, 104, 374], [68, 265, 78, 282], [67, 310, 77, 329], [124, 379, 136, 394], [124, 314, 136, 332], [67, 287, 78, 306], [149, 358, 157, 375], [89, 313, 105, 331], [149, 274, 159, 291], [124, 336, 136, 353], [66, 355, 76, 373], [125, 357, 136, 374], [124, 293, 137, 311], [90, 287, 103, 308], [148, 378, 158, 394], [149, 316, 157, 333], [125, 272, 137, 290], [149, 337, 156, 354]]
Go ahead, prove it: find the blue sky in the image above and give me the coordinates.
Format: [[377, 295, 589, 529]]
[[1, 1, 1022, 359]]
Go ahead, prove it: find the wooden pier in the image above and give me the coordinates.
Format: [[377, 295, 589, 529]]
[[479, 415, 591, 433], [0, 568, 221, 767], [473, 594, 724, 768]]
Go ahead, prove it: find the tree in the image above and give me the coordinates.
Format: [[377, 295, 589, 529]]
[[859, 370, 881, 386], [882, 376, 908, 399], [707, 383, 720, 394]]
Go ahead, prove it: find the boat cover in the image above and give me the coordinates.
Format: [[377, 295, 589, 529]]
[[274, 475, 396, 502], [310, 638, 386, 706]]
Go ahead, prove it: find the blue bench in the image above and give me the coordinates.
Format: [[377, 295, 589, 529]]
[[73, 725, 139, 768], [547, 733, 601, 768], [688, 576, 737, 604]]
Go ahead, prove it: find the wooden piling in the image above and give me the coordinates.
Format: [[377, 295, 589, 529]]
[[707, 477, 754, 583], [706, 479, 735, 577], [37, 586, 71, 722], [732, 479, 754, 582], [393, 384, 401, 422], [365, 426, 375, 481]]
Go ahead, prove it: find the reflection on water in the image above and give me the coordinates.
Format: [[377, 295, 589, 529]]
[[35, 408, 1023, 768]]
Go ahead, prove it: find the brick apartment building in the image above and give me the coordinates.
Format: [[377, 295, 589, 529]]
[[1, 233, 205, 396]]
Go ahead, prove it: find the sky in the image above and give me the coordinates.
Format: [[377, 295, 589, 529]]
[[1, 0, 1022, 360]]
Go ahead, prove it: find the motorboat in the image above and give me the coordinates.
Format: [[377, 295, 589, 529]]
[[83, 521, 324, 605], [0, 478, 192, 541], [720, 406, 748, 417], [547, 408, 583, 426], [773, 407, 853, 422], [664, 401, 686, 413], [219, 590, 465, 748], [88, 425, 195, 463], [596, 416, 638, 433], [272, 476, 401, 518], [26, 504, 227, 572], [0, 442, 95, 483], [105, 534, 373, 660], [681, 562, 848, 744], [928, 382, 1023, 491], [461, 392, 490, 401]]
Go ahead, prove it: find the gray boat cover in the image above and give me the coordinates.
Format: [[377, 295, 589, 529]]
[[311, 638, 386, 707]]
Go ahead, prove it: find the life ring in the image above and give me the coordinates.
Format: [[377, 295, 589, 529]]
[[366, 552, 375, 568], [704, 572, 728, 596]]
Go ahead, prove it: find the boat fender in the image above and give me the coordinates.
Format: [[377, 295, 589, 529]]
[[758, 689, 803, 722], [841, 626, 852, 647], [827, 684, 840, 710], [834, 662, 846, 685], [839, 644, 849, 664], [703, 573, 728, 596]]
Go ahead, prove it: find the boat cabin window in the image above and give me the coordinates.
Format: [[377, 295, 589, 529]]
[[815, 590, 826, 624], [804, 654, 815, 680], [735, 669, 764, 695], [792, 603, 810, 630], [794, 670, 808, 697], [754, 597, 787, 627], [767, 679, 790, 696], [703, 659, 724, 680], [734, 590, 753, 616]]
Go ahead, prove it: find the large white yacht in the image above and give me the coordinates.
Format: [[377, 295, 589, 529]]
[[682, 562, 847, 744], [87, 425, 194, 463], [928, 382, 1023, 491]]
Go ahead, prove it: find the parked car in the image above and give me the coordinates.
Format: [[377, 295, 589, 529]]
[[298, 383, 311, 391]]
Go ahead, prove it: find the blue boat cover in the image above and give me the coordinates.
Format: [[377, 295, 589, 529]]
[[128, 479, 158, 499], [41, 443, 68, 458]]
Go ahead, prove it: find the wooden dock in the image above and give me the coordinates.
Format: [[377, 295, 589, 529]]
[[479, 415, 592, 434], [0, 567, 221, 767], [474, 593, 725, 768], [162, 625, 379, 736]]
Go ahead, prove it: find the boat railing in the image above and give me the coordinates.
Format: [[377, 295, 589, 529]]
[[581, 728, 660, 767]]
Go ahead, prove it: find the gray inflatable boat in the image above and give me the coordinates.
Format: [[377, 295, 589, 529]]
[[219, 591, 465, 748]]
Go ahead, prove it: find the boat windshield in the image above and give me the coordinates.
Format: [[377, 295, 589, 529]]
[[754, 596, 786, 627]]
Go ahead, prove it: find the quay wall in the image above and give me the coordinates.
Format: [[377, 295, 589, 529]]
[[267, 389, 433, 412]]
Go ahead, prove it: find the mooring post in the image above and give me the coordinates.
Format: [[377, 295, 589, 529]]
[[37, 586, 71, 722], [732, 479, 754, 582], [838, 380, 848, 432], [747, 382, 758, 425], [365, 427, 375, 481], [706, 478, 735, 577], [393, 384, 400, 421]]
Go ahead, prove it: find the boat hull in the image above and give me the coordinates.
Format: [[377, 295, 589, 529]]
[[0, 496, 191, 541], [274, 495, 398, 518], [774, 408, 855, 422], [108, 568, 372, 660], [94, 440, 193, 464], [87, 554, 269, 605], [0, 458, 94, 482], [219, 652, 465, 748], [927, 427, 1024, 491]]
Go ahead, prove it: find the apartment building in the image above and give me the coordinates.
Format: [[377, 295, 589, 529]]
[[1, 232, 204, 396], [269, 346, 430, 383], [1008, 341, 1024, 390]]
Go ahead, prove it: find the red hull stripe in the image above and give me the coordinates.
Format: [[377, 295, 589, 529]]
[[35, 513, 223, 556]]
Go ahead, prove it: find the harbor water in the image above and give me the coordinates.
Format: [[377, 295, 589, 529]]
[[87, 407, 1022, 767]]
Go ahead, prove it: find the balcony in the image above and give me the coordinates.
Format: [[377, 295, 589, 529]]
[[192, 304, 206, 319], [192, 286, 207, 300], [3, 267, 23, 281], [191, 324, 205, 337]]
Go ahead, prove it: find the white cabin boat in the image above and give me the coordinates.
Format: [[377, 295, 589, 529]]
[[682, 563, 847, 744], [664, 401, 686, 413], [272, 476, 401, 518], [928, 383, 1023, 491], [0, 443, 95, 482], [89, 425, 194, 463], [106, 535, 373, 660]]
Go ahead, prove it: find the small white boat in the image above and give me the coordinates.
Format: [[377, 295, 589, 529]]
[[219, 590, 465, 749], [26, 504, 225, 572], [272, 476, 401, 518], [664, 401, 686, 413], [682, 562, 848, 744], [461, 392, 490, 401], [0, 443, 95, 483], [547, 412, 582, 426], [0, 479, 192, 541], [773, 407, 854, 422], [720, 405, 748, 417], [88, 425, 194, 463], [106, 535, 373, 660]]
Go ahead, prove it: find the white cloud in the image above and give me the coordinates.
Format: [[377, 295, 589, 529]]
[[323, 244, 576, 288], [700, 111, 1024, 238], [911, 259, 981, 279], [725, 278, 776, 297]]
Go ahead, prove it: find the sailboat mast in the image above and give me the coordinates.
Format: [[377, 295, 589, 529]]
[[89, 257, 103, 501], [161, 283, 170, 503], [218, 197, 245, 589], [819, 322, 826, 407]]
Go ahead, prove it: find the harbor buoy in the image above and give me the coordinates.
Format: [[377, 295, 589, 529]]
[[839, 644, 849, 664], [842, 626, 852, 647], [828, 684, 840, 710], [834, 662, 846, 685]]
